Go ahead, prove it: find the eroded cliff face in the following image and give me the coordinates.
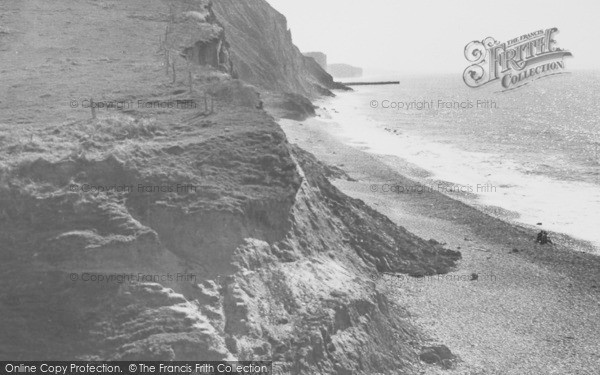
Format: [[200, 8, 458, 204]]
[[165, 0, 235, 74], [211, 0, 348, 98], [165, 0, 339, 120], [0, 93, 459, 371]]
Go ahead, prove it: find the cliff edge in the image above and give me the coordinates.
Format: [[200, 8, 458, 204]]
[[211, 0, 350, 120]]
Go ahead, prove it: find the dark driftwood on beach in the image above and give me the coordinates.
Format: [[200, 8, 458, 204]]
[[342, 81, 400, 86]]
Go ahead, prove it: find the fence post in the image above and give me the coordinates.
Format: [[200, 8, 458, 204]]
[[188, 60, 193, 94], [171, 60, 176, 83], [165, 50, 170, 76]]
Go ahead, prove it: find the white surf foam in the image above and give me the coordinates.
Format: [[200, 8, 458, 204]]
[[317, 92, 600, 252]]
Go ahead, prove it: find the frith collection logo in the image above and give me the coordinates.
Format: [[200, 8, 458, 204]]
[[463, 28, 572, 91]]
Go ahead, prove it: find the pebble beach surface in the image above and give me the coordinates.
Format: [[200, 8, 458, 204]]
[[280, 115, 600, 375]]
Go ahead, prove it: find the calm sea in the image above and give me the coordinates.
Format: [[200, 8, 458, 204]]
[[321, 71, 600, 251]]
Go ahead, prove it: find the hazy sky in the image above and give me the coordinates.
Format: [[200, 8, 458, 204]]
[[266, 0, 600, 74]]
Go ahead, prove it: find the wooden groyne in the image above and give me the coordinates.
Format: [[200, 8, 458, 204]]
[[342, 81, 400, 86]]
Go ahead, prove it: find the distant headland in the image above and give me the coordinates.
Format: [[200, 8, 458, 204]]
[[304, 51, 363, 78]]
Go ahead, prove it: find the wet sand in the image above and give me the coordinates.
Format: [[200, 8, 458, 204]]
[[280, 115, 600, 375]]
